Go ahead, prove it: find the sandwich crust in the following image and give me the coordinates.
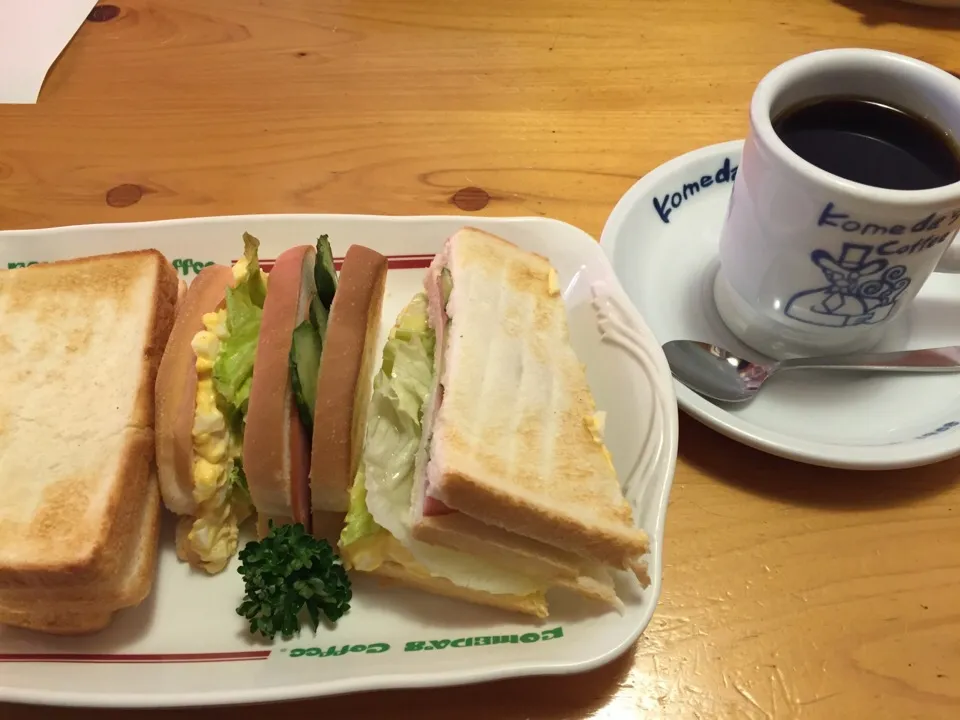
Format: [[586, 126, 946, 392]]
[[412, 511, 583, 579], [244, 245, 314, 529], [430, 469, 648, 569], [0, 477, 162, 634], [0, 250, 176, 587], [155, 264, 234, 516], [312, 510, 348, 546], [311, 245, 388, 514], [412, 512, 623, 607]]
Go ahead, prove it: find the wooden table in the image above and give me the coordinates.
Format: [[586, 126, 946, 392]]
[[2, 0, 960, 717]]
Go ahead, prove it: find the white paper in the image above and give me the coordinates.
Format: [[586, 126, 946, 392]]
[[0, 0, 99, 104]]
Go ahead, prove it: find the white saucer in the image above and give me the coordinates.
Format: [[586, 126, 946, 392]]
[[601, 140, 960, 470]]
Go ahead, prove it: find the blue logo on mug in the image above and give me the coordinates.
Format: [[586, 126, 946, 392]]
[[784, 243, 912, 328]]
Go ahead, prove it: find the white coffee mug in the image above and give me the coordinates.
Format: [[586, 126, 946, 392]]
[[714, 48, 960, 360]]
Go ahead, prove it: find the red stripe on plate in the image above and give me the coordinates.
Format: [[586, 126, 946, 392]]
[[379, 255, 434, 270], [236, 254, 434, 273], [0, 651, 271, 664]]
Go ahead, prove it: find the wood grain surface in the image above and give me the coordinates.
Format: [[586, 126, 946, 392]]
[[2, 1, 960, 718]]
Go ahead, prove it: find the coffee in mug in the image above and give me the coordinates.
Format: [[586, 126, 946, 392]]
[[714, 49, 960, 360], [773, 96, 960, 191]]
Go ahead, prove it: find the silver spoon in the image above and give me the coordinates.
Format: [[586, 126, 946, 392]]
[[662, 339, 960, 403]]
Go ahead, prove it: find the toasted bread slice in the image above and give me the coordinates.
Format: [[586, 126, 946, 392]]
[[311, 245, 388, 514], [0, 250, 177, 588], [412, 512, 621, 608], [0, 444, 154, 603], [421, 228, 649, 569], [0, 477, 162, 634], [412, 511, 583, 579]]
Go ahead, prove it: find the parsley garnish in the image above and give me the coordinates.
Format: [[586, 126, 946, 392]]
[[236, 521, 352, 640]]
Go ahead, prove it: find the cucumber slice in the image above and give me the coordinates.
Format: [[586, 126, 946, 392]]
[[441, 268, 453, 306], [315, 234, 338, 310], [289, 321, 323, 430], [309, 294, 328, 339]]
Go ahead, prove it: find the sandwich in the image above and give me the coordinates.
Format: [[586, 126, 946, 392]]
[[310, 244, 388, 540], [0, 250, 178, 634], [154, 233, 387, 574], [337, 228, 649, 617]]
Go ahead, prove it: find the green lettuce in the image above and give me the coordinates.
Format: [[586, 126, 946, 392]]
[[340, 293, 435, 549], [340, 467, 381, 548], [229, 461, 251, 508], [338, 292, 546, 597], [213, 233, 267, 426]]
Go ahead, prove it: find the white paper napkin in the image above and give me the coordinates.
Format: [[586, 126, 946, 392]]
[[0, 0, 99, 104]]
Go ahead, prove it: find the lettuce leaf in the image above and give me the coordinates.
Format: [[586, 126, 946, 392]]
[[340, 466, 382, 548], [360, 294, 434, 533], [229, 461, 251, 508], [341, 294, 433, 551], [213, 233, 267, 426], [345, 293, 545, 596], [239, 232, 267, 307]]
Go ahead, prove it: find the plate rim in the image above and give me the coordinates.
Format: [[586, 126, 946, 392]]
[[0, 212, 595, 237], [0, 212, 679, 707], [599, 140, 960, 470]]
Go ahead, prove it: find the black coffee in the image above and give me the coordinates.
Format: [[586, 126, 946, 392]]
[[772, 96, 960, 191]]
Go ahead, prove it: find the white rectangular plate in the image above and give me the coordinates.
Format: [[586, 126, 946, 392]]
[[0, 214, 678, 708]]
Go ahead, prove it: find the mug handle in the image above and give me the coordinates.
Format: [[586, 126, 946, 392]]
[[937, 234, 960, 273]]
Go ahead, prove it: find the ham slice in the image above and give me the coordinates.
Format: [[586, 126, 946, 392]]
[[418, 247, 456, 518]]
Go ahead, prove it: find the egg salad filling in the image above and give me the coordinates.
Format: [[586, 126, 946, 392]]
[[584, 411, 615, 471], [174, 234, 268, 574]]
